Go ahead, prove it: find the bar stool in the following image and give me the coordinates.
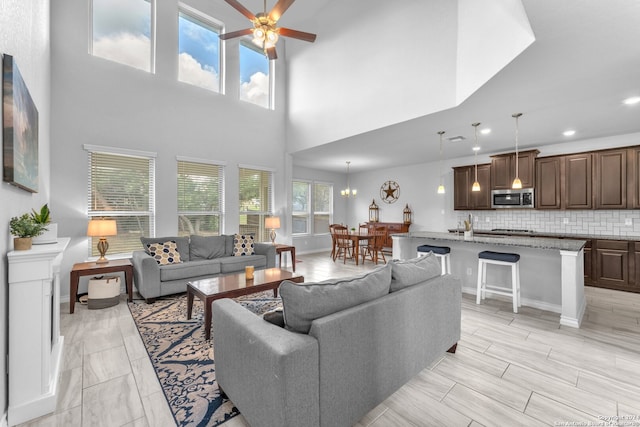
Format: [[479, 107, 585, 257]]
[[417, 245, 451, 276], [476, 251, 521, 313]]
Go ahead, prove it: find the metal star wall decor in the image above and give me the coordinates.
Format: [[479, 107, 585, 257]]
[[380, 180, 400, 204]]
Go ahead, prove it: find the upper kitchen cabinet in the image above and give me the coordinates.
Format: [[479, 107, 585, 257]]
[[535, 156, 562, 209], [453, 164, 491, 210], [594, 148, 627, 209], [564, 153, 593, 209], [491, 150, 539, 190], [629, 146, 640, 209]]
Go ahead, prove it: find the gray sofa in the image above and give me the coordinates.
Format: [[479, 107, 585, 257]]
[[212, 253, 462, 427], [132, 235, 276, 302]]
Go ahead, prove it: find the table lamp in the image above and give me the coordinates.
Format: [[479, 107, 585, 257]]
[[87, 219, 117, 264], [265, 216, 280, 245]]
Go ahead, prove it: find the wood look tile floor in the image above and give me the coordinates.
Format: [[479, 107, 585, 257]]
[[20, 252, 640, 427]]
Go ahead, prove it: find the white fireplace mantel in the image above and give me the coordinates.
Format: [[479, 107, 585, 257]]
[[7, 237, 70, 426]]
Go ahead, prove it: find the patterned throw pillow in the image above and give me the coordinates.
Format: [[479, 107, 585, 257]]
[[233, 234, 255, 256], [145, 240, 183, 265]]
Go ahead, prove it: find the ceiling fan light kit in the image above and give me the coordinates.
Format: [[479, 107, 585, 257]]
[[220, 0, 317, 60]]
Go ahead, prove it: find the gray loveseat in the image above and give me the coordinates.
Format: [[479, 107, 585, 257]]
[[132, 235, 276, 302], [212, 253, 461, 427]]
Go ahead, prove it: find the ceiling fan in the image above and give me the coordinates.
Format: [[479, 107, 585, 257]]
[[219, 0, 317, 60]]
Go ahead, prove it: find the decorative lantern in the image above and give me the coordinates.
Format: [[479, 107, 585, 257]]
[[403, 204, 412, 224], [369, 199, 379, 222]]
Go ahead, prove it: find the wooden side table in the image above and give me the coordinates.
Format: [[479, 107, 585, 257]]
[[274, 244, 296, 271], [69, 259, 133, 313]]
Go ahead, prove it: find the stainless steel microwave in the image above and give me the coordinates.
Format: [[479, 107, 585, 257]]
[[491, 188, 535, 208]]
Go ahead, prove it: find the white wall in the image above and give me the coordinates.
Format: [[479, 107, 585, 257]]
[[50, 0, 290, 299], [0, 0, 51, 421], [286, 0, 458, 153]]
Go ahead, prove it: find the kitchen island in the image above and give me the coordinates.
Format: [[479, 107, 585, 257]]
[[392, 231, 587, 328]]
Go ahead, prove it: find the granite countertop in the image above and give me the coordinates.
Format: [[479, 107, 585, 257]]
[[395, 231, 586, 251], [447, 228, 640, 242]]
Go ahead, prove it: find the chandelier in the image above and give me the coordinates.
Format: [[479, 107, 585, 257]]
[[341, 161, 357, 197]]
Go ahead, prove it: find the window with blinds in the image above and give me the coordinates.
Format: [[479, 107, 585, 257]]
[[87, 149, 155, 256], [292, 180, 310, 235], [177, 159, 224, 237], [239, 166, 273, 242], [313, 182, 333, 234]]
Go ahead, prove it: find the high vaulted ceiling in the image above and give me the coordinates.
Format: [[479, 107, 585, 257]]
[[265, 0, 640, 172]]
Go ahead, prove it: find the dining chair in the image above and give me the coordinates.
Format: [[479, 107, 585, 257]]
[[362, 227, 387, 264], [333, 227, 354, 263], [329, 224, 340, 260]]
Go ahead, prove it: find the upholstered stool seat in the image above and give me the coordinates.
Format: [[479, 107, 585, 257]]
[[417, 245, 451, 275], [476, 250, 521, 313]]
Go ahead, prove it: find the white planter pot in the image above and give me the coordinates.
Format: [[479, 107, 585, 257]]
[[33, 223, 58, 245]]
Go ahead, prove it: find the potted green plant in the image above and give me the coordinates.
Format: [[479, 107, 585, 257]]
[[9, 214, 46, 250], [31, 203, 57, 244]]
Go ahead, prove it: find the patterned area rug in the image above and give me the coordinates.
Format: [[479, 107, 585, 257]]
[[128, 292, 282, 427]]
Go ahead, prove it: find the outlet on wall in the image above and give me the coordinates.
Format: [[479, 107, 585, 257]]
[[466, 268, 472, 275], [625, 218, 633, 226], [563, 217, 569, 224]]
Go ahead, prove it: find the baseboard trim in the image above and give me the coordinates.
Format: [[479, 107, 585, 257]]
[[461, 286, 562, 314], [2, 410, 8, 427]]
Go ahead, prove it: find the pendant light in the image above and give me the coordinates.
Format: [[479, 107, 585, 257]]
[[512, 113, 523, 189], [341, 161, 357, 197], [437, 131, 446, 194], [471, 123, 481, 192]]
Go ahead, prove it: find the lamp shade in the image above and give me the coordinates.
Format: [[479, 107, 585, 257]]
[[265, 216, 281, 230], [87, 219, 117, 237]]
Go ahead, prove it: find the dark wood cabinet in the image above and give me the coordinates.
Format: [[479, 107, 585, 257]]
[[453, 166, 472, 210], [595, 240, 629, 289], [629, 147, 640, 208], [594, 149, 627, 209], [633, 242, 640, 292], [366, 222, 410, 250], [453, 164, 491, 210], [535, 156, 562, 209], [491, 150, 538, 190], [584, 240, 593, 285], [564, 153, 592, 209]]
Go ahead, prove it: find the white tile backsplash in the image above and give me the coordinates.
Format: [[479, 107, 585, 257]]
[[459, 210, 640, 237]]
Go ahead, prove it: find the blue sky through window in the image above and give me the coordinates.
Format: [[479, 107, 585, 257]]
[[240, 42, 270, 108], [178, 11, 220, 91], [92, 0, 151, 71]]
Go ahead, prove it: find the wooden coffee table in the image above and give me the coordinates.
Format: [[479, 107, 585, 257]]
[[187, 267, 304, 340]]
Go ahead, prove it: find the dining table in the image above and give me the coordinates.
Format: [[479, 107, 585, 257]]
[[332, 230, 374, 265]]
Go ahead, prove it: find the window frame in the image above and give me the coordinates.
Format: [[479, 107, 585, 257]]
[[238, 164, 274, 242], [89, 0, 157, 73], [84, 144, 156, 258], [292, 180, 311, 236], [177, 3, 225, 94], [238, 38, 275, 110], [177, 156, 226, 237], [312, 181, 333, 236]]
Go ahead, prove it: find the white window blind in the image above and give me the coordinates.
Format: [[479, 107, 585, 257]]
[[239, 166, 273, 242], [292, 180, 310, 235], [313, 182, 333, 234], [177, 159, 225, 236], [87, 149, 155, 256]]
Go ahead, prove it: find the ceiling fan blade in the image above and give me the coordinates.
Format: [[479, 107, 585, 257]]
[[278, 27, 317, 43], [266, 47, 278, 60], [268, 0, 296, 22], [224, 0, 256, 21], [219, 28, 254, 40]]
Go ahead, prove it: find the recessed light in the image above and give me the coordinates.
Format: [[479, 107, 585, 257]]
[[480, 128, 491, 135], [623, 96, 640, 105], [563, 130, 576, 137], [472, 146, 481, 151]]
